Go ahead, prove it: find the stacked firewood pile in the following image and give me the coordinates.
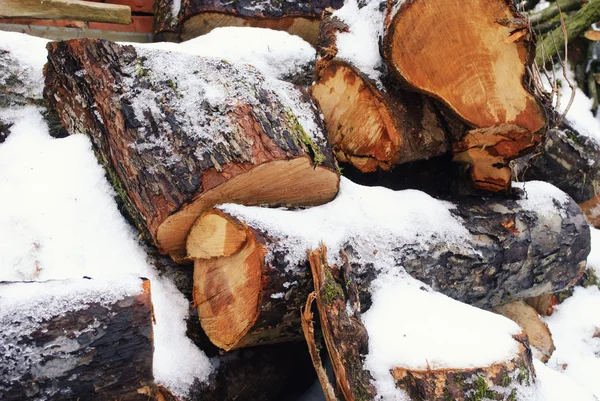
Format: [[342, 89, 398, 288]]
[[2, 0, 600, 400]]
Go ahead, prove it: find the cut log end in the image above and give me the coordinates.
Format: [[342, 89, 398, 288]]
[[181, 13, 320, 44], [158, 157, 339, 261], [187, 210, 248, 259], [311, 60, 448, 173], [383, 0, 547, 133]]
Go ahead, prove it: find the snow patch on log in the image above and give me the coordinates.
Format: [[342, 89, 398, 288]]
[[219, 177, 471, 271], [0, 106, 212, 397], [141, 26, 316, 83], [332, 0, 385, 84], [513, 180, 571, 218], [362, 273, 524, 400]]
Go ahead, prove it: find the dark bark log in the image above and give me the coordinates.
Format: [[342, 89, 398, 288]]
[[310, 12, 450, 173], [177, 0, 344, 44], [188, 181, 589, 349], [43, 38, 339, 262], [382, 0, 548, 191], [0, 277, 155, 401], [514, 120, 600, 227], [153, 0, 180, 42], [305, 245, 536, 401]]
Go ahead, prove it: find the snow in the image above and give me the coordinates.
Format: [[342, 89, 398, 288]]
[[0, 105, 212, 396], [533, 359, 597, 401], [544, 286, 600, 398], [363, 273, 522, 401], [0, 31, 49, 102], [220, 177, 471, 272], [513, 180, 571, 218], [140, 27, 316, 82], [542, 65, 600, 144], [332, 0, 385, 84]]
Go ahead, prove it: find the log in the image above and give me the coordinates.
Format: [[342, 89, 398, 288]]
[[535, 0, 600, 65], [304, 245, 537, 401], [310, 12, 450, 173], [169, 0, 344, 44], [528, 0, 587, 25], [514, 120, 600, 227], [0, 0, 132, 25], [494, 300, 556, 362], [382, 0, 547, 191], [188, 178, 589, 350], [0, 277, 156, 400], [44, 38, 340, 261], [153, 0, 180, 42], [0, 43, 44, 107]]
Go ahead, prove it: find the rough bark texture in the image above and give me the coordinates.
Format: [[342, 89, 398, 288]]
[[514, 120, 600, 227], [189, 187, 589, 349], [178, 0, 344, 43], [44, 38, 339, 261], [307, 247, 377, 401], [0, 278, 155, 401], [494, 300, 555, 363], [311, 13, 450, 172], [528, 0, 586, 24], [153, 0, 180, 41]]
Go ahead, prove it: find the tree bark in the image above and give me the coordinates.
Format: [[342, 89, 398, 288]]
[[310, 12, 450, 173], [153, 0, 180, 42], [176, 0, 344, 44], [44, 38, 339, 262], [535, 0, 600, 65], [0, 0, 132, 24], [514, 120, 600, 227], [0, 277, 155, 401], [382, 0, 547, 191], [187, 181, 589, 350], [305, 245, 536, 401], [528, 0, 586, 25]]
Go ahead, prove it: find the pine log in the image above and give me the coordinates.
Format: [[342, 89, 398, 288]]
[[528, 0, 586, 25], [171, 0, 344, 44], [382, 0, 547, 191], [304, 245, 536, 401], [493, 300, 555, 363], [44, 38, 339, 261], [0, 277, 155, 400], [514, 120, 600, 227], [310, 13, 450, 173], [0, 0, 132, 25], [187, 179, 589, 350]]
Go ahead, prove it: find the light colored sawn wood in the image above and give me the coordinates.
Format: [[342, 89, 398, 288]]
[[1, 0, 132, 25], [187, 210, 247, 259]]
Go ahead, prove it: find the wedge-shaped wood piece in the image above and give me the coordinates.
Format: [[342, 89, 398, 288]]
[[383, 0, 547, 134], [311, 11, 449, 173], [188, 178, 589, 350], [494, 300, 556, 363], [44, 39, 339, 261], [0, 0, 132, 25], [0, 277, 155, 400]]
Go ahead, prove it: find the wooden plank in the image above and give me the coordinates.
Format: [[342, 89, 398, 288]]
[[0, 23, 152, 42], [89, 15, 153, 33], [0, 0, 132, 25]]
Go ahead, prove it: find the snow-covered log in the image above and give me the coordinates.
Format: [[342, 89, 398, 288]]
[[44, 38, 340, 262], [382, 0, 548, 191], [494, 300, 555, 363], [0, 277, 155, 400], [303, 245, 536, 401], [187, 178, 589, 350], [514, 120, 600, 228], [310, 11, 449, 173], [155, 0, 344, 44]]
